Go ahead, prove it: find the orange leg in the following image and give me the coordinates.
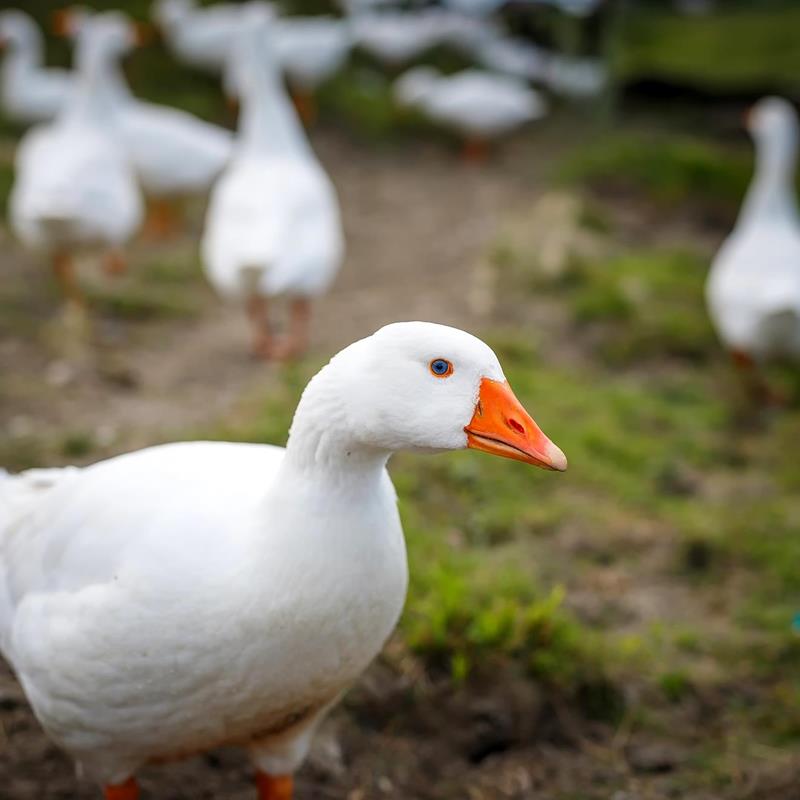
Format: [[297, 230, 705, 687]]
[[105, 777, 139, 800], [731, 349, 786, 407], [270, 298, 312, 362], [291, 89, 316, 126], [143, 198, 180, 240], [53, 251, 84, 309], [256, 772, 293, 800], [246, 294, 274, 360], [461, 136, 490, 164], [103, 249, 128, 277]]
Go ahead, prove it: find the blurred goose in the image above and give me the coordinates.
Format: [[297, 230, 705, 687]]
[[351, 10, 454, 66], [153, 0, 261, 72], [8, 15, 142, 308], [474, 35, 549, 82], [272, 17, 353, 123], [706, 97, 800, 376], [545, 54, 608, 98], [221, 14, 354, 125], [203, 7, 343, 360], [0, 9, 73, 124], [66, 8, 233, 237], [395, 66, 546, 160], [0, 321, 567, 800]]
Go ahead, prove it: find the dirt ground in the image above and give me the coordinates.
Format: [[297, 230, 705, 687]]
[[1, 129, 798, 799], [0, 133, 544, 455]]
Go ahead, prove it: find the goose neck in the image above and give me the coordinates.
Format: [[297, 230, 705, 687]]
[[279, 369, 390, 487], [237, 46, 308, 158], [66, 51, 121, 124], [740, 133, 799, 225]]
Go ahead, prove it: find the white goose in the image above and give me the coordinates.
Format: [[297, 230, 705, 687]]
[[152, 0, 260, 73], [0, 321, 567, 800], [203, 8, 343, 360], [8, 15, 143, 306], [706, 97, 800, 370], [271, 16, 353, 123], [66, 8, 233, 237], [350, 9, 456, 67], [0, 9, 73, 124], [220, 13, 354, 125], [394, 66, 547, 160]]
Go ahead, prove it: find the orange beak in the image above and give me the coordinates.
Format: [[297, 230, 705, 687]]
[[51, 9, 74, 37], [465, 378, 567, 472]]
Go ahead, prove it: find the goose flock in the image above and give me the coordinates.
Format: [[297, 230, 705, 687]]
[[0, 0, 609, 354], [0, 2, 799, 800]]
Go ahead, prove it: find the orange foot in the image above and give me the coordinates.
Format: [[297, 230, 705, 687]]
[[105, 777, 139, 800], [103, 251, 128, 277], [256, 771, 293, 800], [266, 335, 308, 363], [143, 200, 180, 241], [461, 137, 490, 164]]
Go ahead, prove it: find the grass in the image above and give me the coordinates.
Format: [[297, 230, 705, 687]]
[[86, 251, 210, 322], [616, 3, 800, 93], [559, 132, 753, 219]]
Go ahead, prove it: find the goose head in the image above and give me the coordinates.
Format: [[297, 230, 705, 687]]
[[0, 10, 43, 54], [746, 96, 798, 170], [289, 322, 567, 471], [58, 9, 142, 68]]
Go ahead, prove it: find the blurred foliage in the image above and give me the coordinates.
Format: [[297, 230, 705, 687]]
[[504, 247, 718, 365], [85, 249, 210, 320], [617, 2, 800, 94], [559, 132, 753, 218]]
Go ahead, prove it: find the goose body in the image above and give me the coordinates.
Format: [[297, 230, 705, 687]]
[[153, 0, 259, 72], [395, 66, 547, 139], [0, 322, 567, 796], [118, 101, 233, 198], [0, 440, 406, 783], [0, 10, 73, 124], [203, 12, 343, 302], [8, 18, 142, 256], [706, 97, 800, 360], [351, 10, 454, 66]]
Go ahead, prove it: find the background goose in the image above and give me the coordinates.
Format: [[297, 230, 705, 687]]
[[271, 16, 353, 124], [0, 9, 72, 124], [0, 321, 566, 800], [8, 14, 142, 310], [394, 66, 547, 160], [706, 97, 800, 383], [65, 8, 233, 238], [203, 7, 343, 360], [152, 0, 260, 73]]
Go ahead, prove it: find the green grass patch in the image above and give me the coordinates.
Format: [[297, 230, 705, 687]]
[[616, 4, 800, 94], [86, 253, 209, 322], [559, 133, 752, 219]]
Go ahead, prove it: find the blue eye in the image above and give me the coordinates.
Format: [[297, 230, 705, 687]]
[[429, 359, 453, 377]]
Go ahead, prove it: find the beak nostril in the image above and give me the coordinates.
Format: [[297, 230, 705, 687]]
[[507, 418, 525, 435]]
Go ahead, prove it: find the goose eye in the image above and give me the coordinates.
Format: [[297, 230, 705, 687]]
[[429, 359, 453, 377]]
